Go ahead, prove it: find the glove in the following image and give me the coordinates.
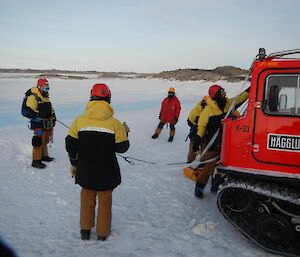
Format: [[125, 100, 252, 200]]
[[188, 125, 197, 139], [159, 114, 161, 120], [174, 117, 178, 124], [70, 165, 77, 178], [192, 135, 201, 152], [123, 122, 130, 135]]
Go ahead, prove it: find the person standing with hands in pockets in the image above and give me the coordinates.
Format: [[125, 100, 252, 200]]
[[65, 83, 130, 241]]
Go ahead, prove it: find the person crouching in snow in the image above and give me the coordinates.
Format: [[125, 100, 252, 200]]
[[65, 83, 130, 241], [151, 87, 181, 142]]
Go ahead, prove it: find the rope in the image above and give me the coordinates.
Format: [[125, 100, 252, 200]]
[[56, 118, 156, 165], [56, 119, 70, 129], [116, 154, 156, 165]]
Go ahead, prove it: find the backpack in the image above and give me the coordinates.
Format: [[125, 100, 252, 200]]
[[21, 89, 40, 118]]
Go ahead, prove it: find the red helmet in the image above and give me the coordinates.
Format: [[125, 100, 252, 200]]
[[37, 78, 49, 92], [208, 84, 221, 99], [90, 83, 111, 98]]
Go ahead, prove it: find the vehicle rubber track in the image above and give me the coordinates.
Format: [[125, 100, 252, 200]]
[[217, 177, 300, 257]]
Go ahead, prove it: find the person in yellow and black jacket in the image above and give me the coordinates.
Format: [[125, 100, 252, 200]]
[[25, 78, 56, 169], [192, 84, 249, 198], [65, 83, 130, 241], [186, 97, 207, 163]]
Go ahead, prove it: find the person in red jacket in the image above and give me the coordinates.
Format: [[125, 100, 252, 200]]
[[151, 87, 181, 142]]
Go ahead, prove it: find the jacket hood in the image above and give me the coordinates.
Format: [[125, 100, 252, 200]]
[[84, 100, 114, 120], [31, 87, 49, 101], [206, 96, 223, 112]]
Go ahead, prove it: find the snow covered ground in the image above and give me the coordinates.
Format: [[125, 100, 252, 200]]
[[0, 76, 279, 257]]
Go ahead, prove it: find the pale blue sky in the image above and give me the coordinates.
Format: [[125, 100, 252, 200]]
[[0, 0, 299, 72]]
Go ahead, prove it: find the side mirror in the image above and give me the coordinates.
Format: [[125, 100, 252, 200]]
[[268, 85, 279, 112]]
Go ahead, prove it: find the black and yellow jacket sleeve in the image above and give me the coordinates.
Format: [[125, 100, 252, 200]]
[[224, 91, 249, 112], [187, 100, 204, 126]]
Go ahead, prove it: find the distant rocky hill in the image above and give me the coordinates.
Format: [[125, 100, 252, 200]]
[[151, 66, 248, 82], [0, 66, 248, 82], [0, 68, 99, 74]]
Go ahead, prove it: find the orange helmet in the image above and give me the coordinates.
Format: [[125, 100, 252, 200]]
[[168, 87, 175, 93], [90, 83, 111, 102], [37, 78, 49, 92]]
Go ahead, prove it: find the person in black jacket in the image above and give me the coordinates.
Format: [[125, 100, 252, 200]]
[[65, 83, 130, 241]]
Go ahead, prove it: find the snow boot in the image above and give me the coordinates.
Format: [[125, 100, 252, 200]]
[[152, 133, 159, 139], [168, 129, 175, 142], [80, 229, 90, 240], [97, 235, 107, 241], [41, 156, 55, 162], [194, 182, 205, 198], [31, 160, 46, 169], [152, 127, 162, 139]]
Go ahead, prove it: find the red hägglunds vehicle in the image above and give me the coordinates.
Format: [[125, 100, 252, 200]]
[[217, 48, 300, 257]]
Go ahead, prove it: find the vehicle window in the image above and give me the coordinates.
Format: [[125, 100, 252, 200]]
[[265, 75, 300, 116]]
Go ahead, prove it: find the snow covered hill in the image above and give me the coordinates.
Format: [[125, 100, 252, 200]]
[[0, 77, 278, 257]]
